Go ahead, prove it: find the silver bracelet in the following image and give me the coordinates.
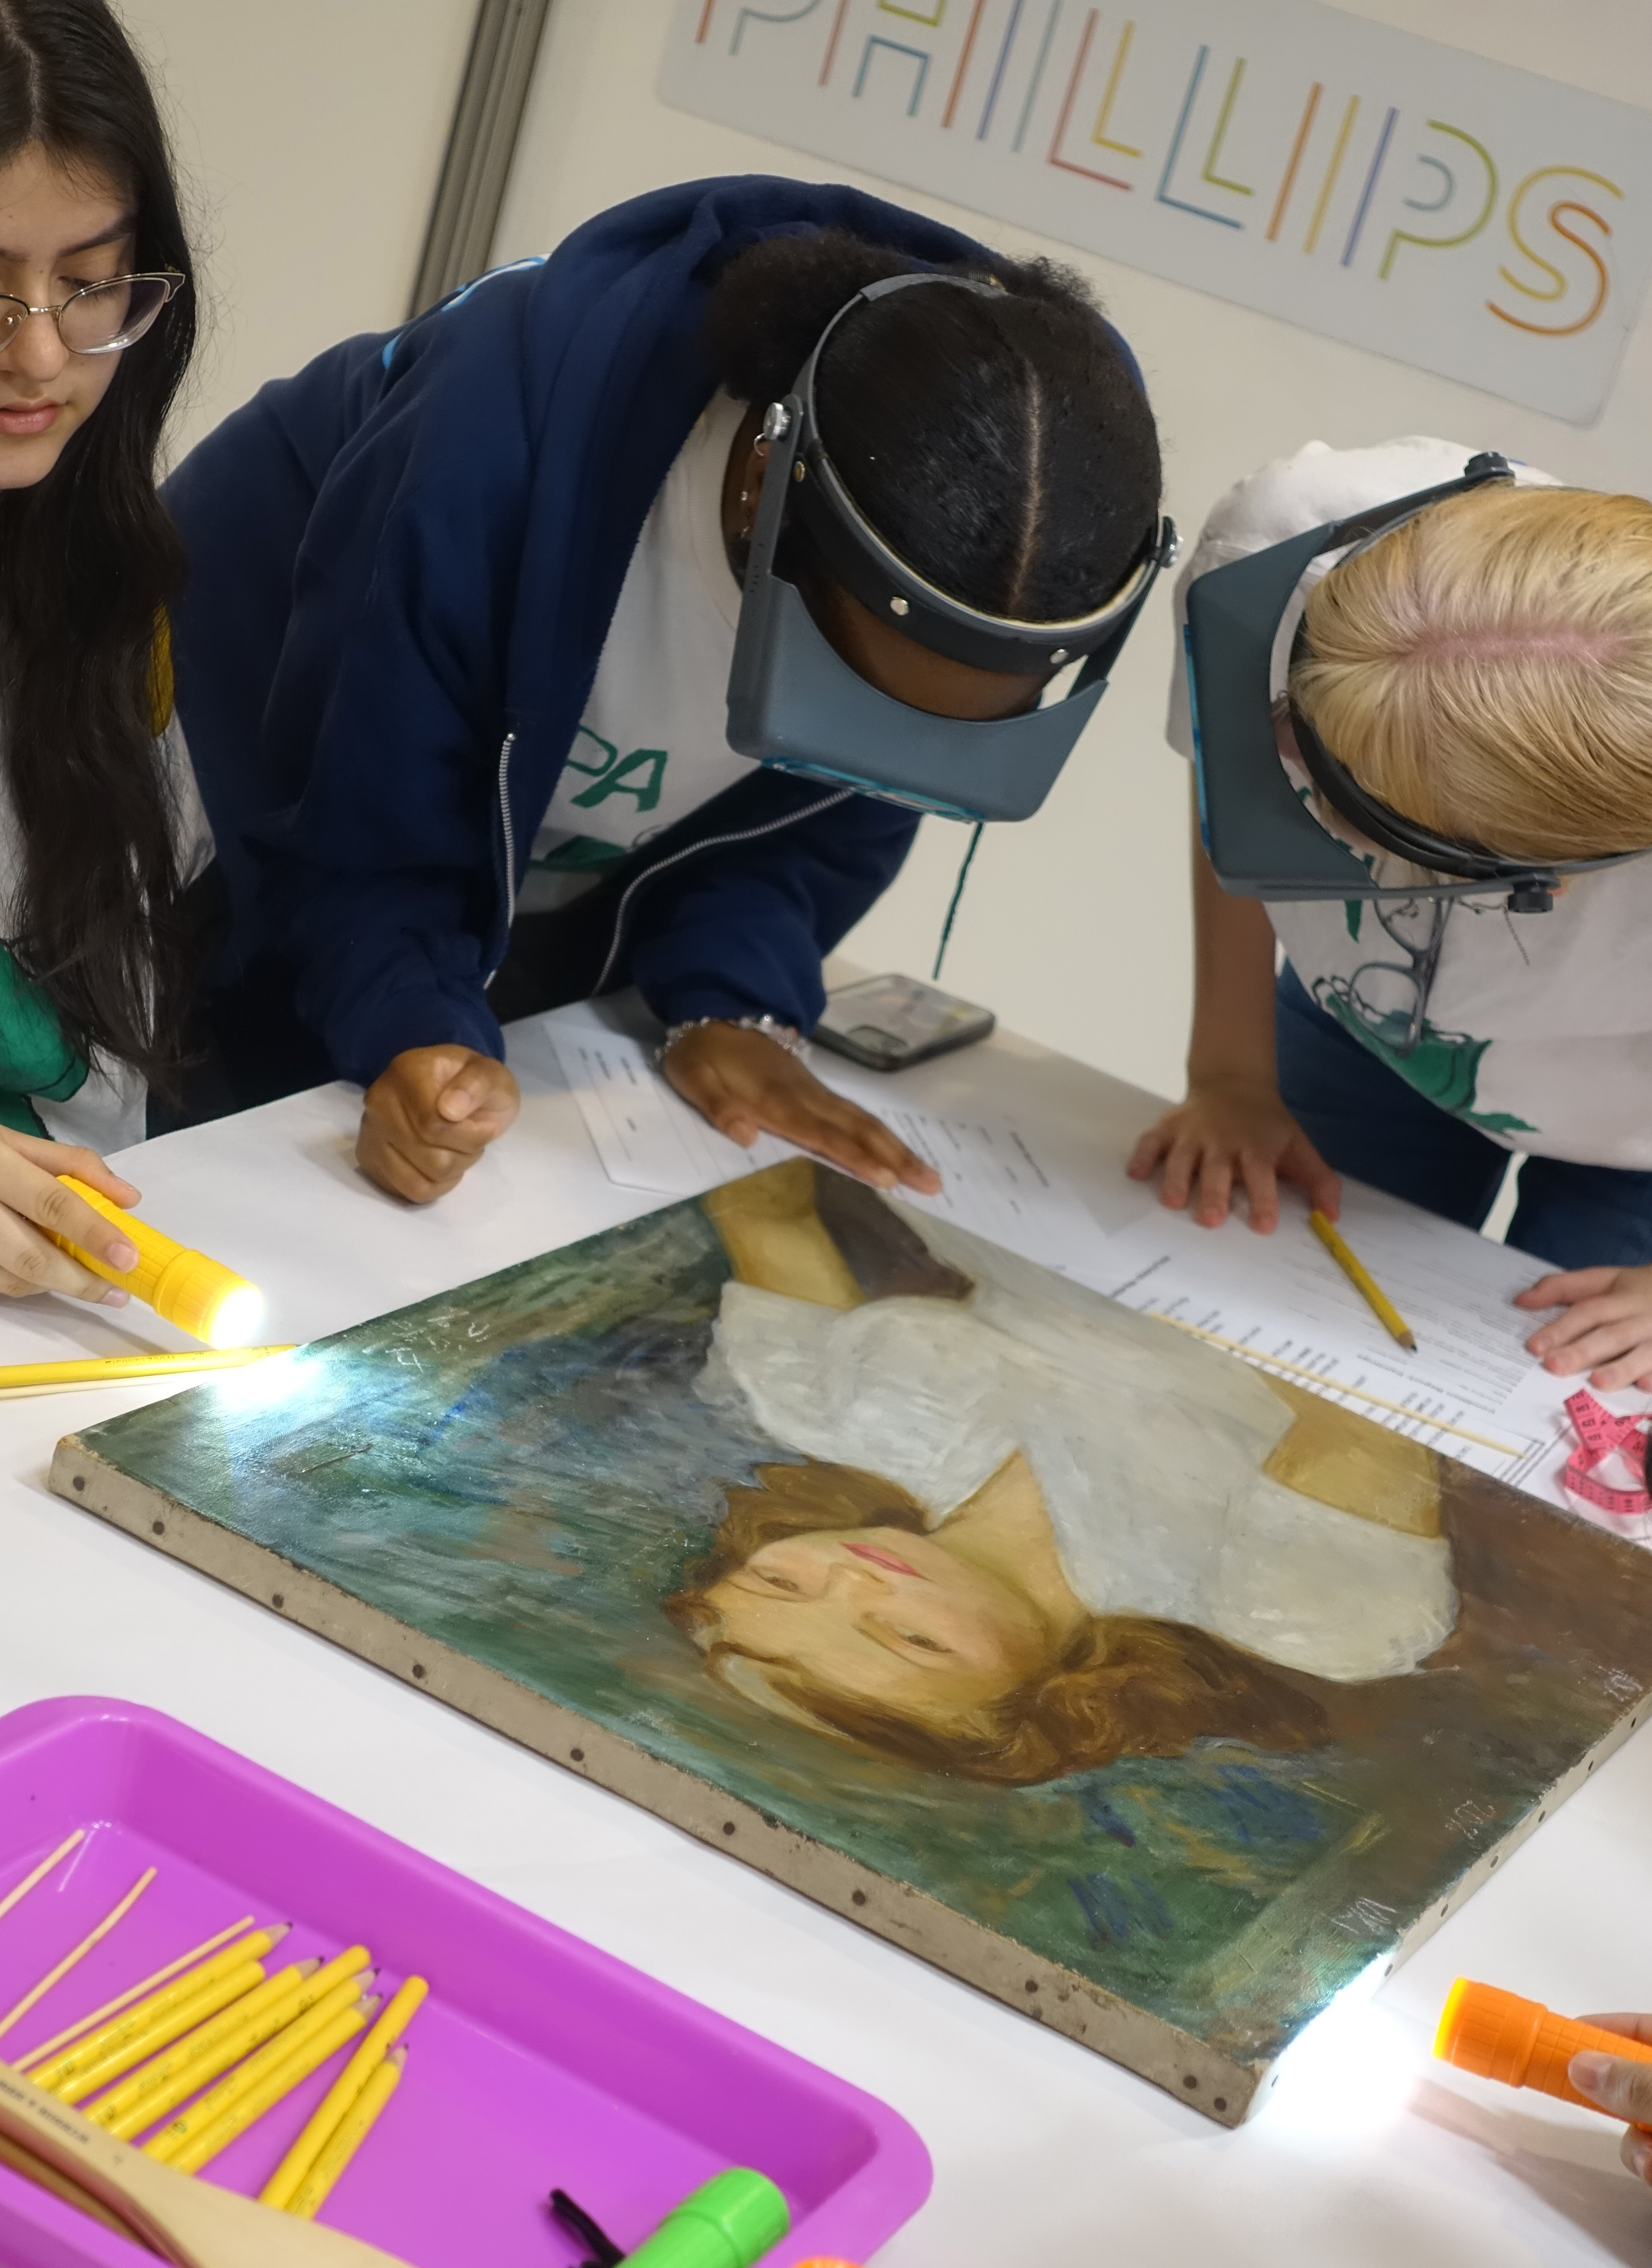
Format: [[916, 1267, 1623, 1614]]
[[656, 1013, 806, 1066]]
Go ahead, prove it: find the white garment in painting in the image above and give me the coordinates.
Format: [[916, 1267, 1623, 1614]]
[[697, 1222, 1457, 1685]]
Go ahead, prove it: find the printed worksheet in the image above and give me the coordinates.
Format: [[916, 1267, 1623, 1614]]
[[1076, 1183, 1649, 1523], [541, 1004, 1113, 1278]]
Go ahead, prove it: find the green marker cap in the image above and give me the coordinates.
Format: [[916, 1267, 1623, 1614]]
[[625, 2169, 791, 2268]]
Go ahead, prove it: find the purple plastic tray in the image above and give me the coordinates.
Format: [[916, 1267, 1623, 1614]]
[[0, 1699, 930, 2267]]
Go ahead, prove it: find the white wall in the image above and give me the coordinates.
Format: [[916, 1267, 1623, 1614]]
[[118, 0, 478, 455], [493, 0, 1652, 1106]]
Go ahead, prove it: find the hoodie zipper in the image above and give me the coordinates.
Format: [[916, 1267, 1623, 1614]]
[[487, 729, 518, 981], [591, 788, 854, 995]]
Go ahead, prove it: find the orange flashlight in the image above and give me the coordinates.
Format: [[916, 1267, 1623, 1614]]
[[48, 1177, 264, 1348], [1435, 1979, 1652, 2124]]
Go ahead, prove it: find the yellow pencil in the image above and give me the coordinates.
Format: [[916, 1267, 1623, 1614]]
[[16, 1915, 260, 2075], [144, 1979, 375, 2167], [86, 1945, 369, 2139], [48, 1955, 270, 2104], [85, 1960, 318, 2135], [167, 1999, 375, 2178], [287, 2048, 405, 2221], [1309, 1209, 1417, 1351], [0, 1345, 294, 1394], [259, 1976, 427, 2210]]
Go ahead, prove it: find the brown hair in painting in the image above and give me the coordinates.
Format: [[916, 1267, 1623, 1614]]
[[665, 1459, 1328, 1787]]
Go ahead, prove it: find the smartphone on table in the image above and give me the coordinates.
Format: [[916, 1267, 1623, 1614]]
[[812, 974, 995, 1072]]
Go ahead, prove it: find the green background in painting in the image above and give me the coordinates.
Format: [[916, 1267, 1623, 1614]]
[[78, 1193, 1652, 2075]]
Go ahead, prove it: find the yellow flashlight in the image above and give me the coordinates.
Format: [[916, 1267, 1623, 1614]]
[[50, 1177, 265, 1349]]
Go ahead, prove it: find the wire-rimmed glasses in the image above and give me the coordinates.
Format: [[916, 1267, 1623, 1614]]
[[1337, 897, 1450, 1057], [0, 270, 184, 356]]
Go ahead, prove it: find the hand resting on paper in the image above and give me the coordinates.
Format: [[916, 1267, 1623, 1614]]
[[662, 1022, 941, 1194], [357, 1046, 521, 1204], [1570, 2017, 1652, 2182], [0, 1129, 142, 1303], [1128, 1077, 1343, 1235], [1516, 1264, 1652, 1392]]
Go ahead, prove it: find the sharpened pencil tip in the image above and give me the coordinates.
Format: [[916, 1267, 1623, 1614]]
[[1399, 1331, 1417, 1352]]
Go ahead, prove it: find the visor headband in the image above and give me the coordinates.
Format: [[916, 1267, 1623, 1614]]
[[1277, 452, 1644, 913], [768, 270, 1173, 675]]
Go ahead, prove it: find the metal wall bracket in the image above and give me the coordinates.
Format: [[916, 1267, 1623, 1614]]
[[409, 0, 554, 317]]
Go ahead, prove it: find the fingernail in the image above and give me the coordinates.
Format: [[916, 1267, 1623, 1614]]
[[1631, 2140, 1652, 2182], [1571, 2052, 1609, 2092], [99, 1287, 130, 1307], [108, 1240, 139, 1272]]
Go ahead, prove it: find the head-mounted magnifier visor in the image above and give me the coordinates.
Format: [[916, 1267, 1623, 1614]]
[[1184, 451, 1648, 913], [725, 272, 1177, 823]]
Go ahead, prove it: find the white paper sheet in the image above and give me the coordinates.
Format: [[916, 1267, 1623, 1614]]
[[543, 1006, 793, 1196], [1076, 1183, 1651, 1524], [541, 1004, 1112, 1278]]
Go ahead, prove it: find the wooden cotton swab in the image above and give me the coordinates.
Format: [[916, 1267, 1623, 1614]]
[[0, 1830, 85, 1926], [15, 1916, 260, 2074], [0, 1868, 157, 2041]]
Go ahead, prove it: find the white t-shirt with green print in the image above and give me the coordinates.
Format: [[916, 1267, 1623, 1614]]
[[1167, 435, 1652, 1172], [523, 389, 756, 912], [0, 715, 211, 1154]]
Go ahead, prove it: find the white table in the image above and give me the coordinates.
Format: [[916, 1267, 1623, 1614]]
[[1, 1005, 1648, 2268]]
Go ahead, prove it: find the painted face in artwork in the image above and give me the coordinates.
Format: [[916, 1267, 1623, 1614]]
[[703, 1519, 1055, 1727], [687, 1451, 1094, 1741]]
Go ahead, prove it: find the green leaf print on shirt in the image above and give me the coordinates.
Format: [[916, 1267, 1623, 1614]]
[[1312, 976, 1536, 1137], [0, 944, 86, 1137], [565, 726, 667, 812]]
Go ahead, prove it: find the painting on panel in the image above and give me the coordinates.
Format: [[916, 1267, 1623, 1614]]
[[55, 1162, 1652, 2119]]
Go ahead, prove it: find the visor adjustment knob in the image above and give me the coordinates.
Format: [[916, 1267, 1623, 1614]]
[[889, 596, 909, 616]]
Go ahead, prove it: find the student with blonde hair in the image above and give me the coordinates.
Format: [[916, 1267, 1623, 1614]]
[[1133, 440, 1652, 1393]]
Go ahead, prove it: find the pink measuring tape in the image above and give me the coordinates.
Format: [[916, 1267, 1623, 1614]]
[[1563, 1389, 1652, 1519]]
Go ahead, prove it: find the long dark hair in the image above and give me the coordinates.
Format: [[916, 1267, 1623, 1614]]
[[701, 229, 1160, 620], [0, 0, 196, 1090]]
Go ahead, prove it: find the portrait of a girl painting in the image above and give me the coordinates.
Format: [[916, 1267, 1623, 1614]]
[[72, 1159, 1652, 2105]]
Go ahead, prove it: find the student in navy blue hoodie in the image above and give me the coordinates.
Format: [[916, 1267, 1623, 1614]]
[[164, 177, 1160, 1203]]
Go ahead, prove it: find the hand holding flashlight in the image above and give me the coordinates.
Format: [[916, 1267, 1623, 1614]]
[[0, 1131, 144, 1305], [1436, 1980, 1652, 2186], [47, 1175, 264, 1347], [1570, 2015, 1652, 2185]]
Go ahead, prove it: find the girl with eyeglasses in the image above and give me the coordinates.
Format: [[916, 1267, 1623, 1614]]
[[1132, 437, 1652, 1392], [160, 178, 1160, 1206], [0, 0, 201, 1311]]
